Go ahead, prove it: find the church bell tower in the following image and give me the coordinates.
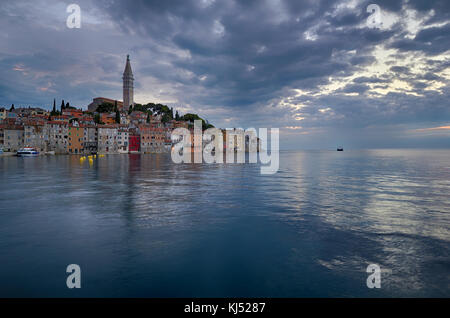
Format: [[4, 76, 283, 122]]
[[122, 54, 134, 111]]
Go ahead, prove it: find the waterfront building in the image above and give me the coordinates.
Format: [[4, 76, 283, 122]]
[[98, 125, 119, 154], [128, 134, 140, 153], [45, 121, 68, 154], [68, 125, 84, 154], [139, 124, 168, 153], [24, 123, 46, 152], [82, 125, 98, 154], [117, 128, 129, 153], [3, 125, 24, 152], [224, 128, 245, 152]]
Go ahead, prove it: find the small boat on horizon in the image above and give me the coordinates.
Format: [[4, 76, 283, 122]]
[[337, 147, 344, 151], [17, 147, 39, 157]]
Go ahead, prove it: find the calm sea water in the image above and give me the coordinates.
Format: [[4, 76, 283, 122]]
[[0, 150, 449, 297]]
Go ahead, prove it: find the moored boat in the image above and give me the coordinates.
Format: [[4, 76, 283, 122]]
[[17, 147, 39, 157]]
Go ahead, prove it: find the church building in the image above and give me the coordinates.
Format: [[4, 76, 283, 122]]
[[87, 54, 134, 112], [122, 54, 134, 111]]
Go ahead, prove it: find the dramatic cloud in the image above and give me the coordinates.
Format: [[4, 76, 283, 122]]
[[0, 0, 449, 148]]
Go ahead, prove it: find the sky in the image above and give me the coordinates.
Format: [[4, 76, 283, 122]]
[[0, 0, 449, 149]]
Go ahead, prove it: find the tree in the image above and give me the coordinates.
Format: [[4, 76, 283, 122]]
[[146, 113, 150, 123], [10, 104, 15, 111], [180, 113, 214, 130], [115, 110, 120, 124], [128, 105, 133, 114], [114, 100, 118, 112], [65, 102, 70, 109], [61, 99, 65, 111], [94, 113, 103, 125], [96, 102, 114, 113], [50, 99, 59, 116], [162, 113, 172, 123], [175, 110, 180, 120]]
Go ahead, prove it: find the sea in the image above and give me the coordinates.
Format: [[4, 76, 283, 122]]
[[0, 150, 449, 297]]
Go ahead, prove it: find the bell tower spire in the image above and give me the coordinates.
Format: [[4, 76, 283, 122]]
[[122, 54, 134, 111]]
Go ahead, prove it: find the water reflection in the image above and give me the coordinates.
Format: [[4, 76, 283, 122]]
[[0, 150, 449, 297], [267, 150, 450, 296]]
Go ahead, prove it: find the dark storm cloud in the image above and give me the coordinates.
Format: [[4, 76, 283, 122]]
[[97, 0, 404, 109], [390, 66, 411, 75], [0, 0, 449, 148], [389, 23, 450, 55]]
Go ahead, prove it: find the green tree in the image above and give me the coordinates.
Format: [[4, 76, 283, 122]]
[[115, 110, 121, 124], [10, 104, 14, 111], [61, 99, 65, 110], [50, 99, 59, 116], [114, 100, 118, 112], [128, 105, 133, 114], [146, 112, 150, 123], [162, 113, 174, 123], [175, 110, 180, 120], [96, 102, 114, 113], [94, 113, 103, 125], [180, 113, 214, 130]]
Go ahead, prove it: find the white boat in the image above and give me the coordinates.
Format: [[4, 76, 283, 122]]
[[17, 147, 39, 157]]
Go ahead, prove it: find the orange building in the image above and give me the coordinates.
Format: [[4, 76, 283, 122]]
[[62, 108, 84, 119], [173, 120, 189, 129], [139, 124, 170, 153], [101, 113, 117, 125], [68, 125, 84, 154]]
